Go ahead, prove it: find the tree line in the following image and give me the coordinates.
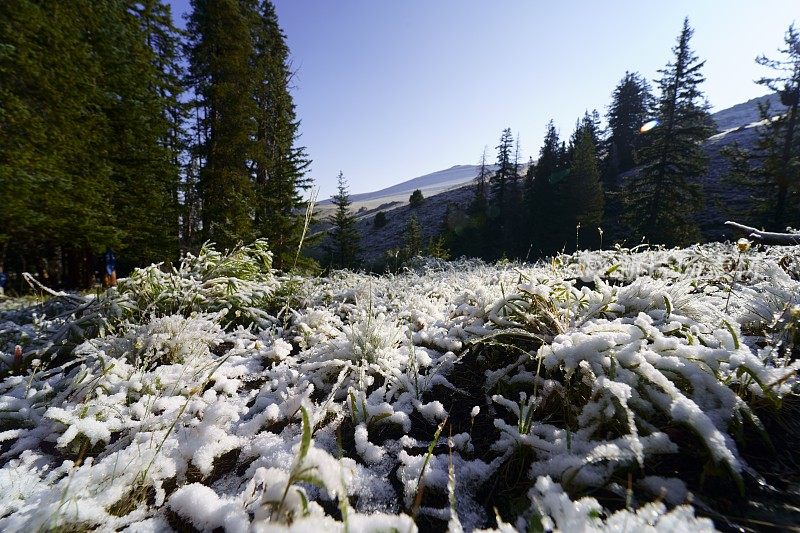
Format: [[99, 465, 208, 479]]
[[0, 0, 311, 291], [325, 19, 800, 269]]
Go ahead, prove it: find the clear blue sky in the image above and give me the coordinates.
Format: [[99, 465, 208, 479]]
[[168, 0, 798, 200]]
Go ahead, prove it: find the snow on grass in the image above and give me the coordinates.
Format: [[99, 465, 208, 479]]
[[0, 240, 798, 531]]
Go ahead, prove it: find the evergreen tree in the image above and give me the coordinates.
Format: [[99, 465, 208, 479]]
[[470, 147, 491, 219], [567, 110, 603, 161], [326, 172, 360, 269], [724, 25, 800, 230], [426, 235, 450, 260], [566, 129, 605, 249], [405, 215, 423, 257], [250, 0, 312, 269], [529, 120, 569, 255], [622, 18, 713, 246], [446, 148, 492, 258], [489, 128, 515, 257], [605, 72, 653, 178], [106, 0, 184, 269], [409, 189, 425, 207], [754, 24, 800, 229], [506, 133, 526, 257], [490, 128, 515, 211], [0, 0, 185, 286], [187, 0, 257, 251]]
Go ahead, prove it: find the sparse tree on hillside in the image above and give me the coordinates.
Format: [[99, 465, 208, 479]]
[[409, 189, 425, 208], [405, 215, 423, 257], [326, 172, 360, 269], [622, 18, 713, 246], [374, 211, 388, 228]]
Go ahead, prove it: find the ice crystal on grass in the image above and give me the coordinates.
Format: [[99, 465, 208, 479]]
[[1, 242, 799, 531]]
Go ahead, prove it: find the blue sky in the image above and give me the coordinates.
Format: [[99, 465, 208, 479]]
[[168, 1, 798, 200]]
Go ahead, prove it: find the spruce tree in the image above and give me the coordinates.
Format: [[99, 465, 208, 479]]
[[622, 18, 713, 246], [754, 24, 800, 229], [105, 0, 184, 269], [405, 215, 423, 258], [491, 128, 515, 211], [566, 129, 605, 249], [605, 72, 653, 178], [1, 1, 182, 286], [567, 110, 603, 161], [470, 147, 491, 219], [529, 120, 569, 255], [251, 0, 312, 269], [489, 128, 515, 257], [447, 147, 491, 258], [187, 0, 257, 251], [723, 25, 800, 230], [326, 172, 360, 269]]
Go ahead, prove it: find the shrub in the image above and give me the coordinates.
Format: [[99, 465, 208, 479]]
[[374, 211, 388, 228], [409, 189, 424, 208]]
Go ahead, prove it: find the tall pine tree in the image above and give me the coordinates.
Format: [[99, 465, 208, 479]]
[[622, 18, 713, 246], [529, 120, 569, 255], [106, 0, 184, 269], [604, 72, 653, 179], [187, 0, 257, 251], [251, 0, 312, 269], [724, 25, 800, 230], [489, 128, 515, 257], [754, 24, 800, 229], [566, 129, 604, 249]]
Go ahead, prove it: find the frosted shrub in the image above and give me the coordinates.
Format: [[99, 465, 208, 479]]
[[128, 312, 222, 369], [113, 239, 282, 328], [345, 307, 403, 365], [487, 266, 799, 498], [523, 476, 716, 532]]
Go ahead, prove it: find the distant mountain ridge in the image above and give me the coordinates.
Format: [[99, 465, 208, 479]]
[[322, 94, 782, 211], [319, 164, 498, 206], [711, 93, 783, 131], [312, 93, 784, 267]]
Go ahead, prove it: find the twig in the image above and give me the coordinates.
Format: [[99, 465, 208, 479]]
[[725, 220, 800, 245]]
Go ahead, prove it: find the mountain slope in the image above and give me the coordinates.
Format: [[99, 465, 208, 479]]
[[318, 164, 498, 208], [315, 93, 785, 267]]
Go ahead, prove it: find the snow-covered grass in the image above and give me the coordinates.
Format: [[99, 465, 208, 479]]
[[1, 241, 799, 532]]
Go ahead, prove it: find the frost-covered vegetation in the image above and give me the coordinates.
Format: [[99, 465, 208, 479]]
[[1, 240, 799, 532]]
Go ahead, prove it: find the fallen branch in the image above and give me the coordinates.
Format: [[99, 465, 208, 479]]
[[725, 221, 800, 245]]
